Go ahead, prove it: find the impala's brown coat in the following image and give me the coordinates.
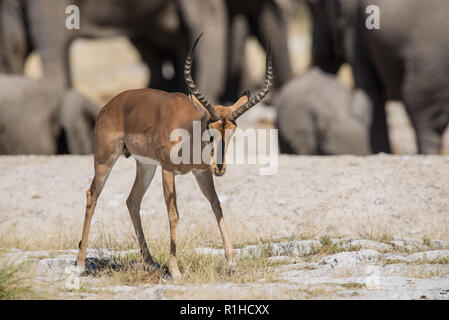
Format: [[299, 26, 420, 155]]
[[76, 89, 247, 277], [77, 34, 271, 278]]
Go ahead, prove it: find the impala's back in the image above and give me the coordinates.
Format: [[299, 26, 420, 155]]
[[94, 88, 208, 171]]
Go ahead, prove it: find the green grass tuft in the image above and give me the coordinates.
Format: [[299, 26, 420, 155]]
[[0, 256, 33, 300]]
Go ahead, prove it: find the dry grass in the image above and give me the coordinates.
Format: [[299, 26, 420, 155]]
[[318, 236, 361, 255], [87, 232, 286, 286], [1, 226, 291, 298], [383, 256, 449, 268], [0, 222, 80, 251], [406, 265, 449, 279], [0, 254, 34, 300], [2, 217, 448, 299]]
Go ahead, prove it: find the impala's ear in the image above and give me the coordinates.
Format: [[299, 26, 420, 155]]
[[230, 90, 250, 111], [190, 94, 208, 114]]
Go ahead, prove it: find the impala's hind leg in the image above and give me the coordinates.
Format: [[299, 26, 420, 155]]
[[126, 161, 159, 271], [76, 142, 123, 273]]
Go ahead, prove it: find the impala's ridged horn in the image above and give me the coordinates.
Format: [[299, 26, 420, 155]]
[[184, 33, 220, 122], [228, 42, 273, 122]]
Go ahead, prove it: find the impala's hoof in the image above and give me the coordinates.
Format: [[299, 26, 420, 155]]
[[76, 264, 85, 275], [145, 261, 161, 273], [227, 260, 237, 270], [170, 270, 182, 280]]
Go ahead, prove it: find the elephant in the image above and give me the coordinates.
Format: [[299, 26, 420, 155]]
[[220, 0, 292, 102], [0, 0, 227, 102], [0, 75, 98, 154], [0, 0, 30, 74], [305, 0, 449, 154], [59, 90, 99, 154], [276, 67, 372, 155]]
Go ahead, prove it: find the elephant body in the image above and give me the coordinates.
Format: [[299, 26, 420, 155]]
[[307, 0, 449, 154], [276, 67, 372, 155], [0, 75, 60, 154], [221, 0, 292, 102], [0, 75, 98, 154], [0, 0, 227, 101]]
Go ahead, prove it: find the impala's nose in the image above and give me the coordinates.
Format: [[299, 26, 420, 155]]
[[214, 168, 225, 177]]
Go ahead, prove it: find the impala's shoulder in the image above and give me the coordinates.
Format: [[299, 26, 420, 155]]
[[168, 92, 190, 101], [119, 88, 163, 97], [166, 92, 198, 109], [119, 89, 189, 100]]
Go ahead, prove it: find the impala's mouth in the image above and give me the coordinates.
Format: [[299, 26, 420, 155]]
[[213, 167, 226, 177]]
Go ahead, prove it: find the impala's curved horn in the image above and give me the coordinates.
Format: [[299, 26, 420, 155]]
[[184, 33, 219, 122], [228, 42, 273, 122]]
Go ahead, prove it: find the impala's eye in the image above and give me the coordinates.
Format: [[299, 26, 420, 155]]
[[209, 135, 214, 143]]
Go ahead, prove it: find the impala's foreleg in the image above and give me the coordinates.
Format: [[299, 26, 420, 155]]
[[193, 169, 235, 267], [126, 160, 159, 271], [162, 169, 182, 279]]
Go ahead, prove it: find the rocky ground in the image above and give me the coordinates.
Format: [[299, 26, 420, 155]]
[[1, 155, 448, 299], [2, 237, 449, 299]]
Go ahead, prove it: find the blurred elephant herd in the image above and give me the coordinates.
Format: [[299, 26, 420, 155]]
[[0, 0, 448, 155]]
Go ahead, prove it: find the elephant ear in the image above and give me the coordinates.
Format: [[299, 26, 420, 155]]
[[350, 89, 372, 126]]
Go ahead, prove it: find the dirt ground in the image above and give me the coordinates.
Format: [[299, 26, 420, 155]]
[[1, 154, 449, 243], [1, 154, 448, 299]]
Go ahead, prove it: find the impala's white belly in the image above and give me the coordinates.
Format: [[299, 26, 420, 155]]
[[132, 154, 161, 166], [132, 154, 197, 176]]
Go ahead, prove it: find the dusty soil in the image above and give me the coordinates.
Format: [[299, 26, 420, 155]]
[[1, 155, 448, 299], [1, 154, 448, 242]]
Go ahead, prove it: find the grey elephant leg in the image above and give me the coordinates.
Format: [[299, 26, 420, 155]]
[[131, 38, 179, 92], [277, 128, 295, 154], [0, 0, 30, 73], [415, 126, 443, 154], [353, 72, 390, 154], [400, 50, 449, 155], [221, 15, 249, 102], [369, 92, 390, 154], [60, 90, 99, 154], [172, 41, 191, 94], [178, 0, 227, 103], [253, 1, 292, 89], [414, 106, 446, 154], [403, 85, 447, 154], [352, 29, 391, 153], [36, 42, 72, 94], [306, 0, 346, 74], [25, 0, 72, 91]]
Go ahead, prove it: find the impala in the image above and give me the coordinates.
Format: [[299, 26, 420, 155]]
[[76, 34, 273, 278]]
